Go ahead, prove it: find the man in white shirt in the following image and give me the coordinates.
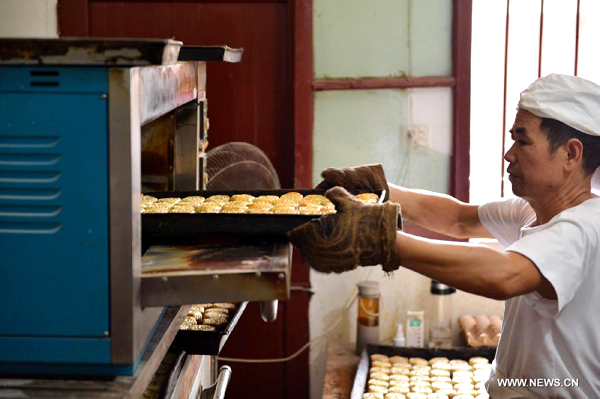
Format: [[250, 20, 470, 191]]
[[289, 74, 600, 398]]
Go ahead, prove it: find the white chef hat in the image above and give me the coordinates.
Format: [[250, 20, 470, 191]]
[[518, 73, 600, 193]]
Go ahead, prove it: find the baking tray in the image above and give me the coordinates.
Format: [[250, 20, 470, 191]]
[[173, 302, 247, 355], [351, 344, 496, 399], [142, 189, 384, 237]]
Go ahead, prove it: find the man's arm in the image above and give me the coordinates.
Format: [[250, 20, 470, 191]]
[[389, 183, 493, 239], [396, 231, 557, 300]]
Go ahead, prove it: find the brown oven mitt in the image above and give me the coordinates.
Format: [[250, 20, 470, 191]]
[[287, 187, 401, 274], [315, 164, 390, 201]]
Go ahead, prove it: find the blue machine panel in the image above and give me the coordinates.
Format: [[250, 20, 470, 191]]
[[0, 67, 110, 339]]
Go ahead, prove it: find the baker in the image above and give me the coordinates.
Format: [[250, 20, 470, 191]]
[[288, 74, 600, 398]]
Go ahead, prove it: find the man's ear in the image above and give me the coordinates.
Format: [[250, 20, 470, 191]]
[[565, 138, 584, 168]]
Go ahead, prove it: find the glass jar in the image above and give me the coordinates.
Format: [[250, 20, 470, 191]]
[[428, 280, 455, 348], [356, 281, 380, 354]]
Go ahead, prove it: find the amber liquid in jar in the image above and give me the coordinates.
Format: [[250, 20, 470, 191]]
[[358, 296, 379, 327]]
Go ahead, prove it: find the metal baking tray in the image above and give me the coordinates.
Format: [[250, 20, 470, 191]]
[[141, 240, 291, 307], [351, 344, 496, 399], [142, 189, 384, 237], [173, 302, 247, 355]]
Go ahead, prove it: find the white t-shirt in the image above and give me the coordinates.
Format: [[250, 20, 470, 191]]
[[478, 197, 600, 398]]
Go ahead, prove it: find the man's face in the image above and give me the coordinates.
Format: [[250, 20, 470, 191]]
[[505, 109, 563, 199]]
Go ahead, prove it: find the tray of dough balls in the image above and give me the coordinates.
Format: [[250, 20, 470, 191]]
[[352, 344, 496, 399], [173, 302, 247, 355], [141, 189, 383, 237]]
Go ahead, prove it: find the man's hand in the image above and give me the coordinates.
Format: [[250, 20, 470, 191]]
[[316, 164, 390, 201], [287, 187, 401, 273]]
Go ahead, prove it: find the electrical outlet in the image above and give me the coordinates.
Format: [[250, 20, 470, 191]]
[[408, 125, 429, 147]]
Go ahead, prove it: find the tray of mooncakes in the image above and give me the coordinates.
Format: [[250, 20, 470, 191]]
[[352, 344, 496, 399], [141, 189, 384, 237], [173, 302, 247, 355]]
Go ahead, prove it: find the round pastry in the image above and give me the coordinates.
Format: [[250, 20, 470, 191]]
[[370, 367, 391, 375], [369, 379, 390, 388], [204, 310, 229, 319], [255, 195, 279, 204], [142, 195, 158, 204], [189, 305, 205, 313], [211, 303, 236, 310], [280, 192, 303, 202], [273, 197, 299, 206], [454, 391, 477, 398], [144, 206, 171, 214], [451, 378, 472, 386], [179, 324, 191, 330], [205, 195, 230, 204], [169, 205, 195, 213], [356, 193, 380, 203], [390, 375, 410, 382], [363, 394, 385, 399], [181, 196, 205, 205], [157, 197, 181, 204], [220, 206, 247, 214], [247, 208, 271, 214], [451, 363, 473, 372], [429, 357, 450, 365], [409, 370, 429, 377], [196, 204, 222, 213], [388, 386, 410, 394], [409, 376, 430, 382], [409, 358, 428, 366], [449, 359, 468, 366], [191, 325, 216, 332], [430, 370, 450, 377], [427, 394, 449, 399], [391, 363, 412, 370], [412, 365, 431, 372], [298, 206, 323, 215], [390, 381, 410, 388], [472, 363, 491, 371], [389, 356, 409, 364], [272, 206, 299, 214], [248, 201, 273, 209], [231, 194, 255, 202], [409, 381, 430, 389], [371, 354, 390, 362], [468, 357, 489, 366], [372, 361, 393, 369], [302, 194, 329, 205], [370, 372, 390, 382], [453, 384, 474, 392], [436, 390, 457, 398], [183, 316, 197, 325], [431, 382, 453, 392], [430, 377, 451, 384], [432, 363, 452, 371], [368, 385, 388, 394], [385, 394, 407, 399], [452, 371, 473, 379], [203, 317, 228, 328], [411, 386, 433, 394]]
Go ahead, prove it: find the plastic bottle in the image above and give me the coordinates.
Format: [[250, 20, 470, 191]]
[[356, 281, 380, 355], [393, 323, 406, 347], [406, 310, 425, 347], [428, 280, 456, 348]]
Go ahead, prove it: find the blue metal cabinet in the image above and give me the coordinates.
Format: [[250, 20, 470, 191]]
[[0, 67, 111, 364]]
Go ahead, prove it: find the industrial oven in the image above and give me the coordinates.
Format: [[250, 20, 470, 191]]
[[0, 38, 292, 380]]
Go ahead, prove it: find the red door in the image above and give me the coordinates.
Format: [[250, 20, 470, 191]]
[[58, 1, 311, 398]]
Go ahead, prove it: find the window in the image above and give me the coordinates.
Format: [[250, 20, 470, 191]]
[[470, 0, 600, 204]]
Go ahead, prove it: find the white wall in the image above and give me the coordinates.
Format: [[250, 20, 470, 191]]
[[0, 0, 58, 38]]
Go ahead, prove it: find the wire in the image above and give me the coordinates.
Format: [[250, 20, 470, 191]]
[[217, 293, 359, 364]]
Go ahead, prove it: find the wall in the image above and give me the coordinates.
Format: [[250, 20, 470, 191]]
[[310, 1, 504, 398], [0, 0, 58, 38]]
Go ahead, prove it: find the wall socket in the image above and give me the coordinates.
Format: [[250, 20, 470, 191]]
[[408, 125, 430, 147]]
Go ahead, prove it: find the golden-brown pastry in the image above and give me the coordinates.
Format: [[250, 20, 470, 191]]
[[298, 206, 323, 215], [468, 357, 489, 366], [356, 193, 380, 203], [371, 354, 390, 362], [390, 381, 410, 388], [183, 316, 197, 325], [157, 197, 181, 204], [430, 370, 450, 377], [411, 386, 433, 395], [385, 394, 407, 399], [370, 367, 391, 375], [388, 386, 410, 394], [372, 361, 393, 368], [191, 325, 216, 332], [197, 204, 222, 213], [436, 390, 457, 398], [364, 394, 385, 399], [141, 195, 158, 204], [409, 358, 429, 366], [144, 206, 171, 214], [451, 363, 473, 372], [369, 379, 390, 388], [389, 356, 409, 364], [427, 393, 449, 399], [229, 194, 254, 202], [390, 374, 410, 382], [220, 206, 247, 214], [429, 357, 450, 365], [280, 192, 303, 202], [406, 393, 427, 399], [432, 363, 452, 371], [247, 208, 271, 214], [169, 205, 195, 213], [181, 196, 205, 205], [255, 195, 279, 204], [203, 317, 228, 328], [368, 385, 388, 394], [205, 195, 230, 204], [431, 382, 454, 392], [272, 206, 299, 214]]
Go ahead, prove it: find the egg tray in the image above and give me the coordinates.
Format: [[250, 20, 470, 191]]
[[350, 344, 496, 399], [142, 189, 383, 237], [172, 302, 247, 356]]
